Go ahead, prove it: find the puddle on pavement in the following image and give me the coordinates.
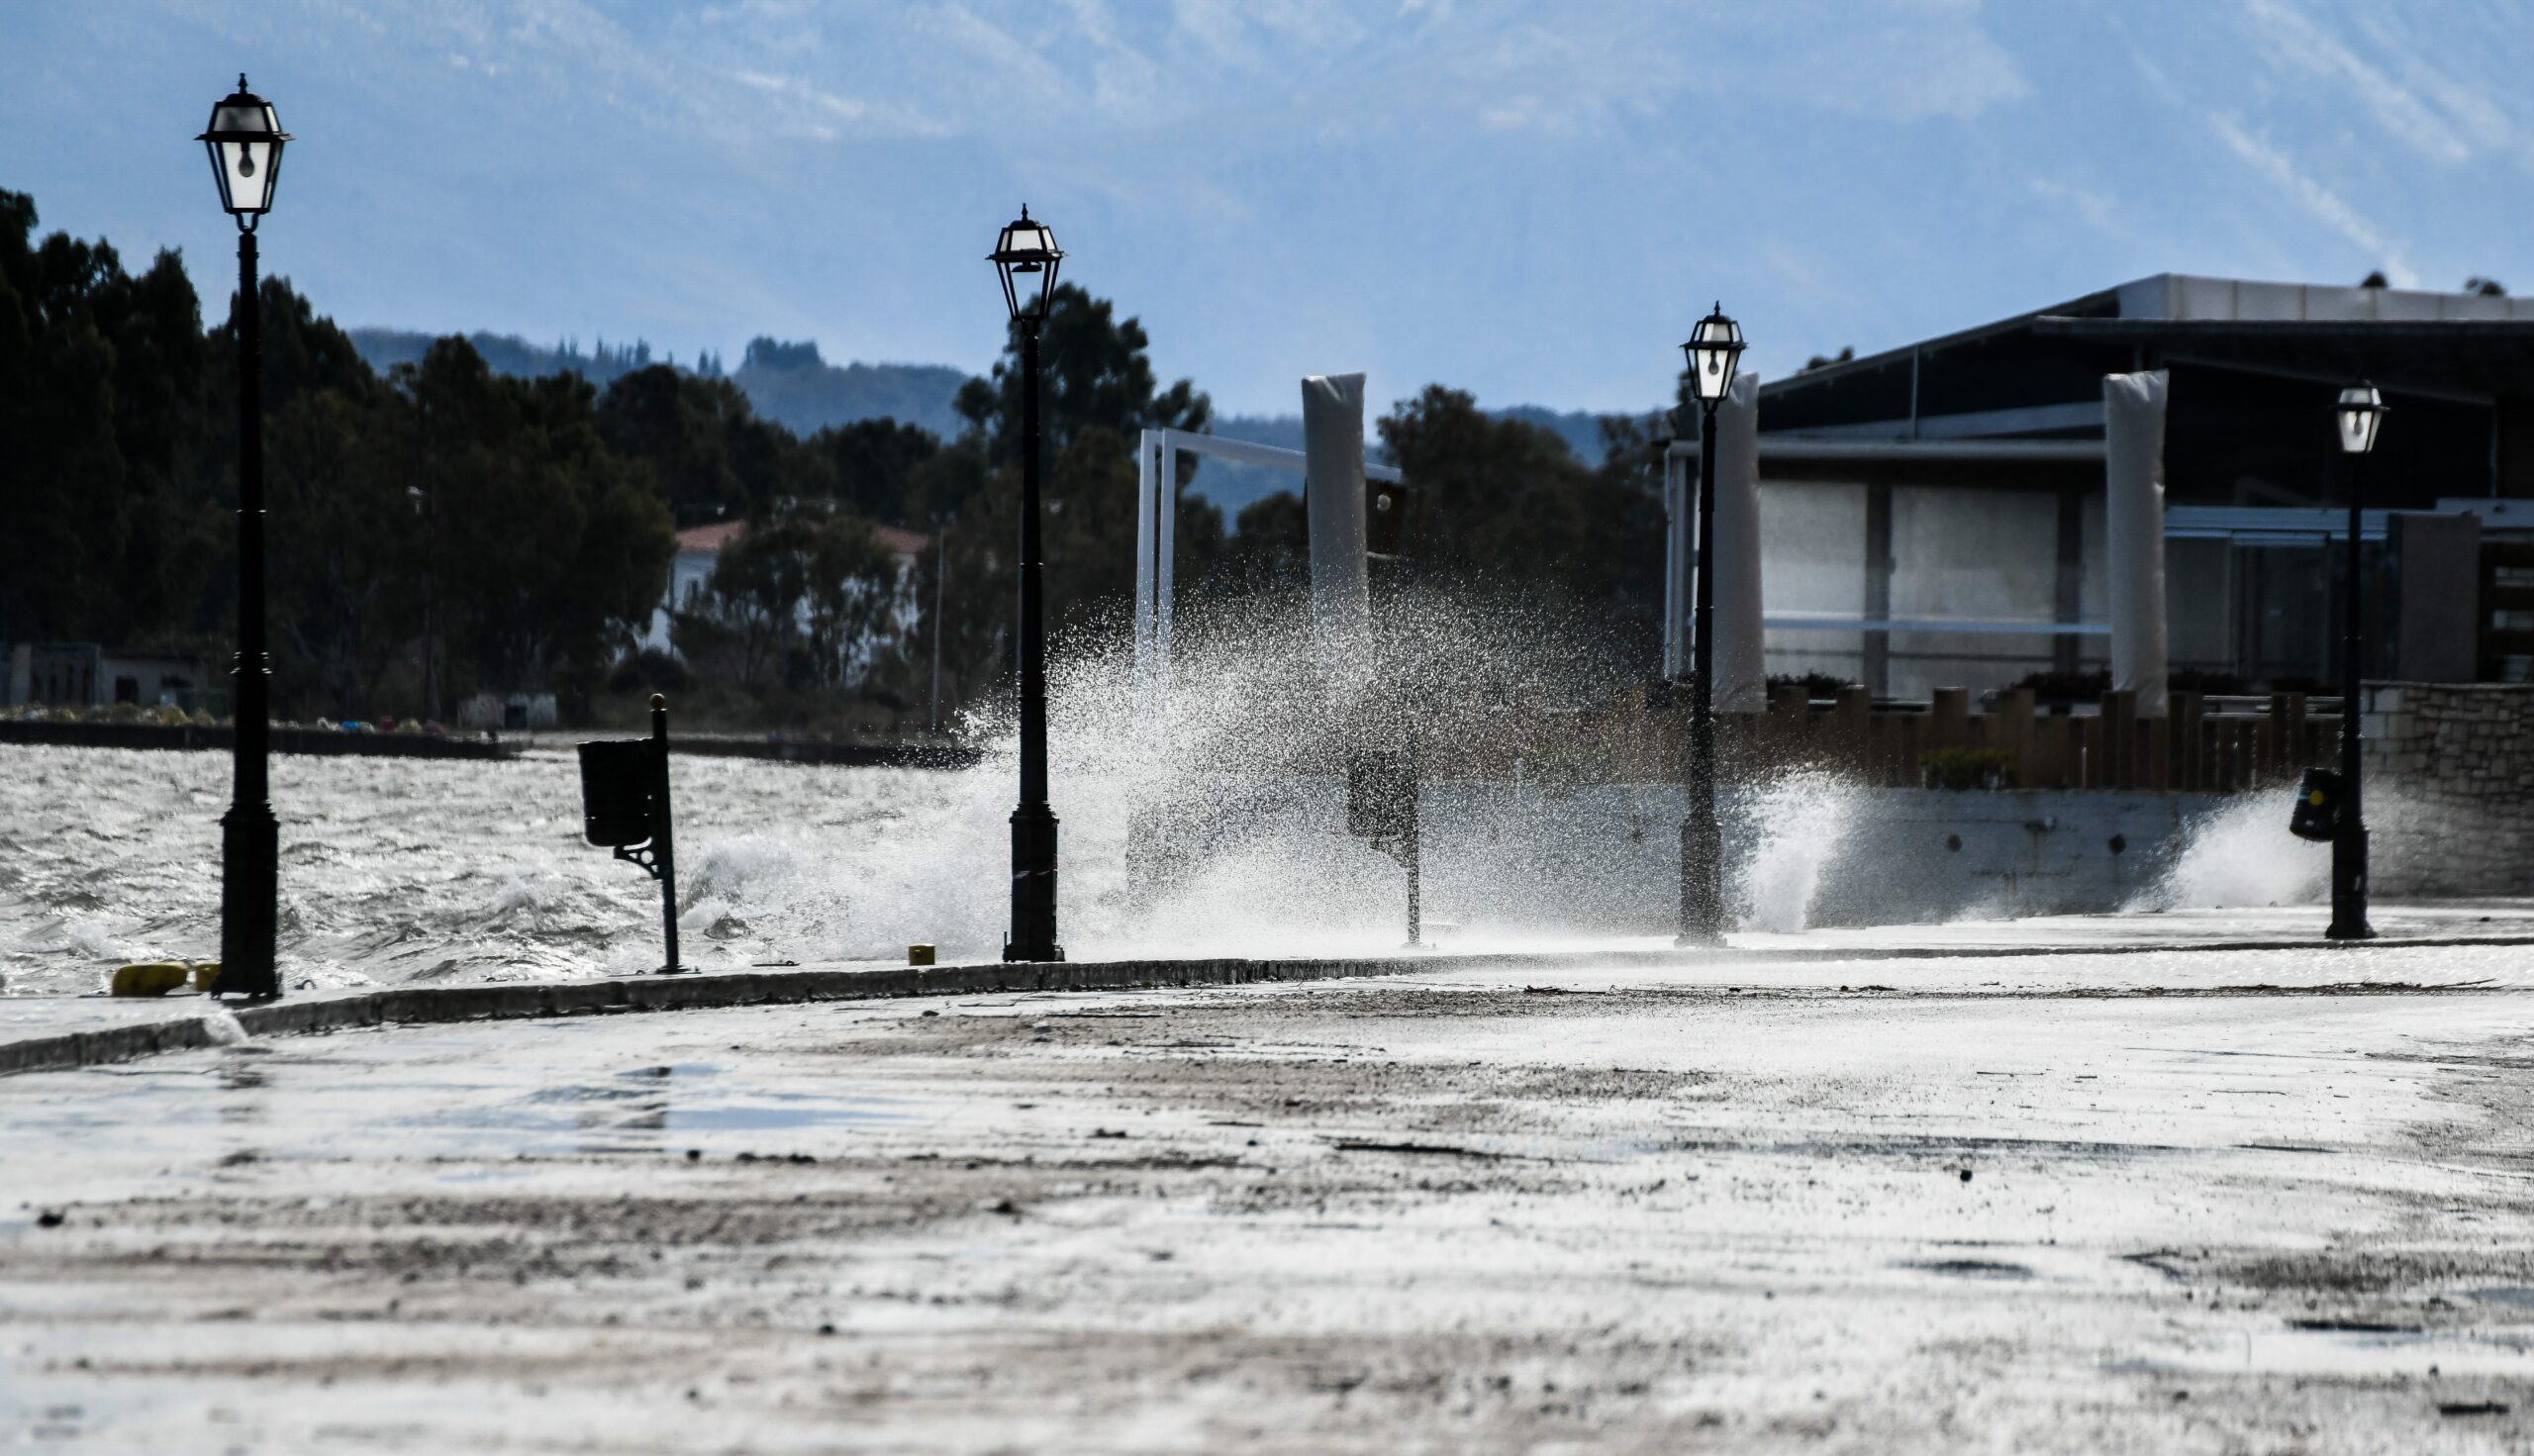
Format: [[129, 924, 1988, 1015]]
[[486, 1064, 926, 1153], [2472, 1287, 2534, 1309], [2114, 1324, 2534, 1379], [1899, 1259, 2034, 1281], [528, 1064, 725, 1104]]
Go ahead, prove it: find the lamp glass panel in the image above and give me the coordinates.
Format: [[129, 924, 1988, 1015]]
[[1685, 340, 1729, 401], [1020, 257, 1057, 319], [222, 141, 276, 213], [2336, 387, 2382, 454], [204, 99, 282, 214]]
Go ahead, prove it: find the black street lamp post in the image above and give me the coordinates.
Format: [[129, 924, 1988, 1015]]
[[2327, 381, 2387, 941], [990, 207, 1065, 963], [1677, 304, 1745, 946], [200, 76, 291, 1000]]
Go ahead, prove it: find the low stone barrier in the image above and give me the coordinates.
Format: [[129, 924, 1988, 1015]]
[[2365, 683, 2534, 896]]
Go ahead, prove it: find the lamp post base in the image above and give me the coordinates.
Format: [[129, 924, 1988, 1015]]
[[2325, 825, 2374, 941], [1006, 804, 1063, 963], [1678, 810, 1724, 947], [217, 804, 280, 999]]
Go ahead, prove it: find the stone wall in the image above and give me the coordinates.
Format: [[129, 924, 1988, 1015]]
[[2363, 683, 2534, 896]]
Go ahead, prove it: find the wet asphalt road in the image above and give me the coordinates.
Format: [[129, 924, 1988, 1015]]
[[7, 942, 2534, 1453]]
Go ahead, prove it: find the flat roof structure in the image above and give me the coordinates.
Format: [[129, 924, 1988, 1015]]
[[1752, 272, 2534, 511]]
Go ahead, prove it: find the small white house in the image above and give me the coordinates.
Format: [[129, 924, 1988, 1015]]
[[6, 642, 213, 711], [637, 520, 744, 655], [637, 518, 929, 681]]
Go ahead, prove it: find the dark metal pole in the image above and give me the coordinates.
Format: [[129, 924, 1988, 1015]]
[[422, 488, 439, 724], [1007, 324, 1062, 962], [218, 227, 279, 999], [650, 694, 684, 972], [2327, 452, 2374, 940], [1678, 400, 1724, 946], [1404, 729, 1422, 949], [929, 527, 945, 734]]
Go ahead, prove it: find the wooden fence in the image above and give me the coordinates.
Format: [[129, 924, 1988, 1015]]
[[1719, 686, 2338, 792]]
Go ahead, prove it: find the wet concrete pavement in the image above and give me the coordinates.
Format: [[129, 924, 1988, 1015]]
[[7, 941, 2534, 1451]]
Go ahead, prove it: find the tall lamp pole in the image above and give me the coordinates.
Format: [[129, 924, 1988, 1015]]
[[2327, 381, 2387, 941], [1677, 304, 1745, 946], [199, 77, 291, 1000], [990, 207, 1065, 962]]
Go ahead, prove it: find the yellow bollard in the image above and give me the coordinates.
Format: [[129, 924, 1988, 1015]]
[[908, 944, 936, 967], [111, 963, 192, 998]]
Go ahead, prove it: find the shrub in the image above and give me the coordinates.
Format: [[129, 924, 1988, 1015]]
[[1768, 672, 1859, 702], [607, 647, 692, 694], [2012, 669, 2109, 706], [1921, 747, 2017, 791]]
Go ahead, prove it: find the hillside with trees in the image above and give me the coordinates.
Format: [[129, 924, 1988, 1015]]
[[349, 327, 969, 442], [4, 186, 1684, 736]]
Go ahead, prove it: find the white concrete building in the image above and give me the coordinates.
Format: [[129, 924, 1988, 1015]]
[[1710, 272, 2534, 700]]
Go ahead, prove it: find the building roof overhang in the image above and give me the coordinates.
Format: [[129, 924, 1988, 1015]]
[[1761, 273, 2534, 423]]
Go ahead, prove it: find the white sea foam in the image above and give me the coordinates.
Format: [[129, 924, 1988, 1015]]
[[1732, 769, 1860, 933], [2136, 794, 2328, 910]]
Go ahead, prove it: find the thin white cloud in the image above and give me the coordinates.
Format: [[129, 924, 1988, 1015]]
[[2208, 111, 2415, 285], [2236, 0, 2470, 166]]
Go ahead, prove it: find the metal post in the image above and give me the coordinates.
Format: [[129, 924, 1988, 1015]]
[[1404, 736, 1422, 949], [422, 487, 439, 723], [1008, 325, 1063, 962], [650, 694, 684, 972], [1679, 398, 1724, 946], [928, 527, 945, 734], [2327, 454, 2374, 940], [218, 226, 279, 999]]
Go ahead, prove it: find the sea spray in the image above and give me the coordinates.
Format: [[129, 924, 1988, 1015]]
[[1730, 769, 1861, 933], [0, 588, 1860, 991], [2132, 793, 2328, 910]]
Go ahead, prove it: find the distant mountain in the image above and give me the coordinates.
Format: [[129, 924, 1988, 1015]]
[[729, 339, 970, 442], [344, 328, 713, 391], [342, 326, 1622, 517], [345, 329, 973, 442], [1492, 406, 1614, 466], [1189, 406, 1617, 524]]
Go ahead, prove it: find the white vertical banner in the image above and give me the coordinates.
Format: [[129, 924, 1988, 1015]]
[[1662, 450, 1690, 680], [1133, 429, 1160, 677], [1713, 371, 1767, 713], [2102, 369, 2170, 717], [1157, 440, 1178, 671], [1302, 373, 1372, 683]]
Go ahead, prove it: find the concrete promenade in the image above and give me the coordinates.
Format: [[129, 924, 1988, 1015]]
[[6, 901, 2533, 1078], [6, 912, 2534, 1450]]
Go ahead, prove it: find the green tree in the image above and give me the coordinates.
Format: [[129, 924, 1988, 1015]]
[[800, 515, 903, 688], [0, 193, 219, 649], [706, 515, 816, 691], [809, 416, 940, 525], [404, 340, 672, 711], [954, 284, 1212, 460], [596, 364, 807, 519], [1376, 385, 1666, 669], [930, 284, 1226, 708], [264, 385, 423, 715]]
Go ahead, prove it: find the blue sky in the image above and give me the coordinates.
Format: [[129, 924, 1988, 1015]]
[[11, 1, 2534, 418]]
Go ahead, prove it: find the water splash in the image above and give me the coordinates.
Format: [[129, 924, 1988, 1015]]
[[2134, 794, 2328, 911], [0, 591, 1864, 991], [1730, 769, 1861, 933]]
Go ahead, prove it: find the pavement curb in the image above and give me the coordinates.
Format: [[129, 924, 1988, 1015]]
[[7, 933, 2533, 1078]]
